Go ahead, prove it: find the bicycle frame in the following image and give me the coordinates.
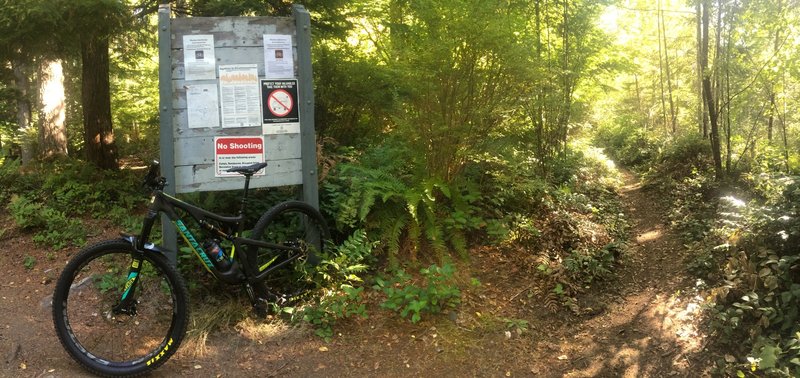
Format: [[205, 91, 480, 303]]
[[115, 182, 306, 313]]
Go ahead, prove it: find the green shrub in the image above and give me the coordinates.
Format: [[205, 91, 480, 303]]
[[0, 159, 36, 203], [8, 194, 86, 250], [593, 124, 660, 168], [298, 230, 375, 340], [39, 159, 142, 216], [374, 263, 461, 323], [707, 175, 800, 375], [301, 284, 368, 340], [649, 133, 712, 183], [322, 145, 495, 263]]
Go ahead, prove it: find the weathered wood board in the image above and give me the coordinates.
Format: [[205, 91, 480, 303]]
[[158, 4, 318, 262], [162, 12, 307, 193]]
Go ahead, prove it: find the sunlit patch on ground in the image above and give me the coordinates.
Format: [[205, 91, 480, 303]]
[[636, 228, 663, 243]]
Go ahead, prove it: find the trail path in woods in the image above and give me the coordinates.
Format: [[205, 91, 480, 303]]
[[0, 170, 713, 377]]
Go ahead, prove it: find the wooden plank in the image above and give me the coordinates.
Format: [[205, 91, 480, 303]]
[[174, 133, 301, 166], [164, 11, 312, 197], [171, 17, 294, 48], [174, 159, 302, 193], [170, 46, 298, 81], [171, 109, 261, 135]]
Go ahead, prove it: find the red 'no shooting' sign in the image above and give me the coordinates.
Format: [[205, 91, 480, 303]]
[[261, 80, 299, 124], [214, 136, 265, 177]]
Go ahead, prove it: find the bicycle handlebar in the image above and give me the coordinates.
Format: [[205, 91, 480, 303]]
[[143, 160, 166, 190]]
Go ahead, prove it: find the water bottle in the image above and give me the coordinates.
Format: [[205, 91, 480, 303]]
[[203, 239, 231, 271]]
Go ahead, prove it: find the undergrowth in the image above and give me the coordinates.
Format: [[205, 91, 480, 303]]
[[0, 138, 634, 341], [2, 158, 143, 250], [596, 125, 800, 375], [705, 173, 800, 376]]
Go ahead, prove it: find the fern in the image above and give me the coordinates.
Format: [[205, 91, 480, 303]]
[[449, 230, 468, 257], [321, 145, 501, 263]]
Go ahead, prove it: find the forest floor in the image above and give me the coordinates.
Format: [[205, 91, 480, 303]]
[[0, 170, 717, 377]]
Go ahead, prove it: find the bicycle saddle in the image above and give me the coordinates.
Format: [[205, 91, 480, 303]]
[[226, 162, 268, 175]]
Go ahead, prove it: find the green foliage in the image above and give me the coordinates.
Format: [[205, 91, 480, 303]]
[[23, 255, 36, 270], [39, 160, 142, 216], [0, 159, 36, 203], [96, 270, 126, 294], [502, 317, 529, 334], [666, 169, 717, 242], [7, 194, 86, 250], [593, 124, 660, 169], [301, 284, 368, 341], [322, 145, 494, 263], [706, 175, 800, 375], [298, 230, 375, 340], [2, 158, 145, 249], [312, 229, 375, 286], [374, 263, 461, 324], [563, 241, 621, 284]]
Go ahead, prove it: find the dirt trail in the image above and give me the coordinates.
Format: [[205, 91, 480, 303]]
[[0, 170, 712, 377], [545, 170, 709, 377]]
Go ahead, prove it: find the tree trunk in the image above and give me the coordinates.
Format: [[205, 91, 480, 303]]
[[781, 72, 789, 172], [559, 0, 572, 159], [634, 73, 645, 129], [701, 0, 723, 181], [657, 0, 668, 133], [12, 59, 34, 165], [696, 0, 708, 137], [38, 60, 69, 158], [767, 92, 774, 143], [766, 7, 782, 144], [81, 34, 119, 170], [661, 9, 677, 134], [723, 1, 735, 176]]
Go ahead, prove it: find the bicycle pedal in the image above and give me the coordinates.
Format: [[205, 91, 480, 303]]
[[252, 298, 271, 318]]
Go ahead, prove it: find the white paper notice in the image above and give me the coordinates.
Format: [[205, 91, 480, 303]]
[[218, 65, 261, 128], [183, 35, 216, 81], [263, 123, 300, 135], [186, 84, 220, 128], [263, 34, 294, 78]]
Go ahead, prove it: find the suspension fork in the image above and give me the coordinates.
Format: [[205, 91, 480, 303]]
[[115, 199, 161, 315], [113, 257, 144, 315]]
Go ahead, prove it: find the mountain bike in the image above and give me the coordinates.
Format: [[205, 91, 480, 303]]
[[52, 160, 329, 377]]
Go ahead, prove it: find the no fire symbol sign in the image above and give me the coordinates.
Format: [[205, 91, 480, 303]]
[[261, 79, 299, 124]]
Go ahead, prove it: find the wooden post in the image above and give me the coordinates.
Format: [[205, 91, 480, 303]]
[[293, 5, 318, 210], [158, 4, 178, 264]]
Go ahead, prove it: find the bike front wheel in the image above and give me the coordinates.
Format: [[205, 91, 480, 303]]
[[52, 239, 188, 377]]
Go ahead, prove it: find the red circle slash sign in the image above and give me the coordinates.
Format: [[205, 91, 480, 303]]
[[267, 89, 293, 117]]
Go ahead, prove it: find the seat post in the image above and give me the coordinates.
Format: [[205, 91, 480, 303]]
[[239, 174, 252, 216]]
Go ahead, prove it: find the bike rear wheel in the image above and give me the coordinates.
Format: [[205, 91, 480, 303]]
[[247, 201, 329, 309], [52, 239, 188, 377], [250, 200, 330, 271]]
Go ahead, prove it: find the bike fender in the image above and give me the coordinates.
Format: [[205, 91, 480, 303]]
[[120, 235, 170, 257]]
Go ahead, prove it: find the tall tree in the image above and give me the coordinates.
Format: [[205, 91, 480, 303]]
[[38, 60, 68, 158], [11, 59, 34, 164], [1, 0, 68, 163], [67, 0, 126, 170], [81, 34, 117, 169], [696, 0, 708, 137], [660, 8, 677, 134], [657, 1, 668, 132], [701, 0, 723, 180]]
